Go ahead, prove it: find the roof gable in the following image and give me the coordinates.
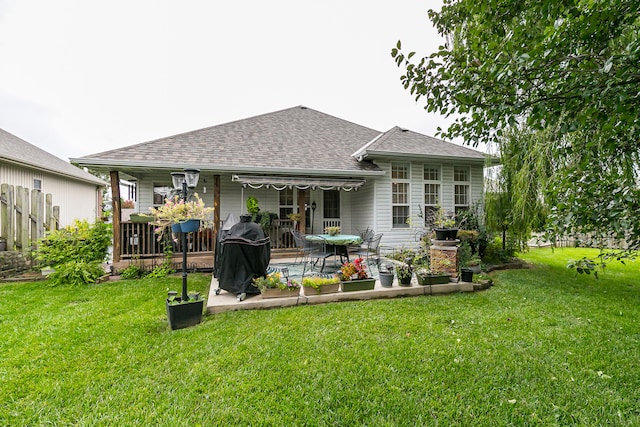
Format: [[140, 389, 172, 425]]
[[0, 128, 106, 185], [359, 126, 488, 162]]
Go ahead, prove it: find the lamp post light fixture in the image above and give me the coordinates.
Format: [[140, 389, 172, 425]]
[[171, 168, 200, 301], [311, 200, 317, 234]]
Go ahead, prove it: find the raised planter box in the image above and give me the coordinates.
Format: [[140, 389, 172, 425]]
[[340, 278, 376, 292], [166, 298, 204, 330], [416, 273, 451, 285], [303, 283, 340, 296], [260, 287, 300, 299]]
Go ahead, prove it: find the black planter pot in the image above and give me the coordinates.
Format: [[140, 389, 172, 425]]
[[166, 298, 204, 330], [446, 228, 459, 240], [460, 268, 473, 283], [434, 229, 448, 240]]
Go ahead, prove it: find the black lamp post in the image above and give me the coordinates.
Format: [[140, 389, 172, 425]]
[[311, 200, 317, 234], [171, 168, 200, 301]]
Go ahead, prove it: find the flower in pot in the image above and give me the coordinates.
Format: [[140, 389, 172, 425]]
[[324, 226, 341, 236], [395, 263, 413, 286], [338, 258, 375, 291], [150, 193, 214, 234], [254, 272, 301, 298], [302, 275, 341, 294]]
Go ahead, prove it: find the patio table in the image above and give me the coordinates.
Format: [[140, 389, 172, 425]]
[[305, 234, 362, 263]]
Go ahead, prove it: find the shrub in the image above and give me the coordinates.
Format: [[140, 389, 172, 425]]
[[35, 220, 112, 267], [120, 264, 146, 280], [47, 260, 106, 287]]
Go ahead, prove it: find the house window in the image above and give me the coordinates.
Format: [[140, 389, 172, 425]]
[[423, 165, 440, 226], [454, 166, 470, 214], [33, 179, 42, 191], [391, 162, 410, 228], [153, 184, 173, 205], [279, 188, 294, 220], [323, 190, 340, 219]]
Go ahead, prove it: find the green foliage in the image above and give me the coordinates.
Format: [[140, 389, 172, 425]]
[[393, 0, 640, 257], [246, 196, 260, 214], [47, 260, 106, 286], [35, 220, 112, 267], [483, 236, 517, 264], [120, 264, 146, 280]]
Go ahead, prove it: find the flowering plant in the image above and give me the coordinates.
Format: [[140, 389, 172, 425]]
[[301, 275, 340, 289], [338, 257, 370, 281], [149, 194, 214, 239], [150, 194, 214, 226], [253, 272, 300, 291], [324, 226, 341, 236]]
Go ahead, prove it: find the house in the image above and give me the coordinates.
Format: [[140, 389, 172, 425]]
[[0, 128, 106, 249], [70, 106, 491, 264]]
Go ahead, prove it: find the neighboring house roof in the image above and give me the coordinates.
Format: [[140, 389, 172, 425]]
[[353, 126, 491, 163], [71, 106, 492, 179], [0, 128, 106, 186]]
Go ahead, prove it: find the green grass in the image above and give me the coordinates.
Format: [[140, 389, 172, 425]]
[[1, 248, 639, 426]]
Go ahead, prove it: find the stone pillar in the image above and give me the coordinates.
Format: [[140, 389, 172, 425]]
[[430, 240, 459, 278]]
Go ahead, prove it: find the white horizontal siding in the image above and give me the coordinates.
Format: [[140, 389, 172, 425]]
[[1, 162, 101, 226]]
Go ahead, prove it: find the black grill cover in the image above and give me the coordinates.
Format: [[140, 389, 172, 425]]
[[215, 215, 271, 295]]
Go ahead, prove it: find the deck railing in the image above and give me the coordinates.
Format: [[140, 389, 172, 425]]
[[119, 219, 297, 258], [120, 222, 215, 258]]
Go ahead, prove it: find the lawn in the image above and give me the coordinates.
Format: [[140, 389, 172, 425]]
[[1, 247, 638, 426]]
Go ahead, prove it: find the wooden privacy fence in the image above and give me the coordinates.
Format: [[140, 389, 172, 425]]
[[0, 183, 60, 252]]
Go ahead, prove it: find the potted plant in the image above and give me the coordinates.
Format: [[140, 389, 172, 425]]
[[302, 275, 340, 295], [338, 257, 376, 291], [460, 267, 474, 283], [166, 290, 204, 330], [395, 263, 413, 286], [253, 272, 301, 298], [378, 262, 395, 288], [150, 193, 214, 233], [433, 206, 458, 240], [416, 269, 451, 285]]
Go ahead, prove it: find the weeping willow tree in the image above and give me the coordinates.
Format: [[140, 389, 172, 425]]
[[484, 128, 550, 251]]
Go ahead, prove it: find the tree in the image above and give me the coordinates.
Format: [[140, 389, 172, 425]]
[[392, 0, 640, 269]]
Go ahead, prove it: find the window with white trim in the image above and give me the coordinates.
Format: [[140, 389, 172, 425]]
[[423, 165, 440, 226], [279, 188, 294, 220], [391, 162, 410, 228], [454, 166, 470, 214]]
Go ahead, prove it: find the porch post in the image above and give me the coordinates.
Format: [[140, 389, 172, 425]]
[[109, 170, 121, 263], [213, 174, 220, 251], [298, 189, 306, 233]]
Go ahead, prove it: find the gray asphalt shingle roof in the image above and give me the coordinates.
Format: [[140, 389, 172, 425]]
[[73, 106, 490, 175], [0, 128, 106, 185], [361, 126, 487, 161], [74, 106, 383, 175]]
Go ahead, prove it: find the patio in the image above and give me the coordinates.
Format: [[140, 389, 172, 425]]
[[206, 257, 485, 314]]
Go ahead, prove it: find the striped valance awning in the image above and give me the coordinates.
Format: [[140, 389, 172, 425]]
[[232, 175, 366, 191]]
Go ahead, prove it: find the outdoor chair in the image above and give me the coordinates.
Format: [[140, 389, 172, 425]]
[[292, 231, 333, 272], [353, 233, 383, 267]]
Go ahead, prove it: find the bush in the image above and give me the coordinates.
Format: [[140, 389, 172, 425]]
[[35, 220, 112, 267], [482, 236, 517, 264], [47, 260, 106, 286], [35, 220, 112, 286], [120, 264, 146, 280]]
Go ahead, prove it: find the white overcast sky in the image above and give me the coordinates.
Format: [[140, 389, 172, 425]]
[[0, 0, 459, 162]]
